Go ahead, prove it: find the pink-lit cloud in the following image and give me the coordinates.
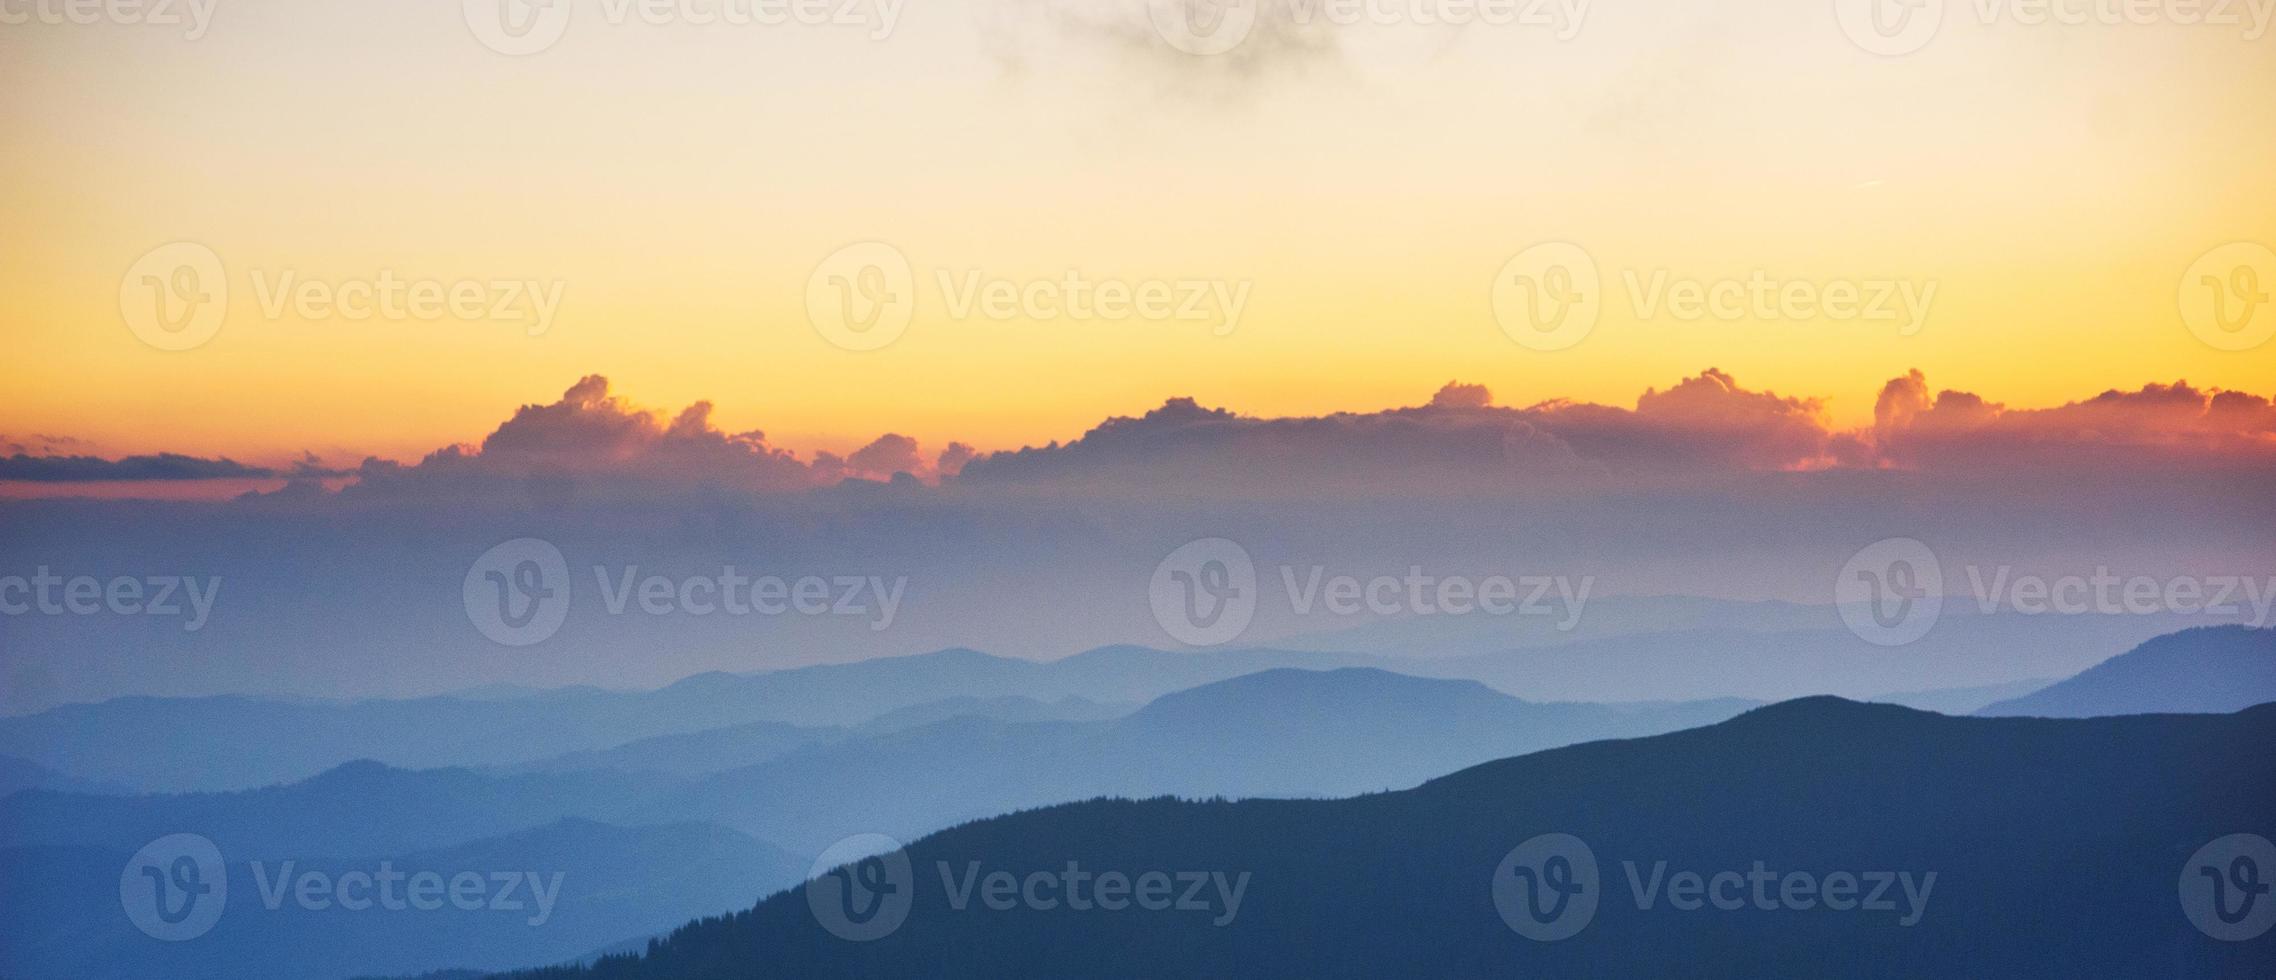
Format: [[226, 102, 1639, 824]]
[[1871, 370, 2276, 468], [6, 371, 2271, 502]]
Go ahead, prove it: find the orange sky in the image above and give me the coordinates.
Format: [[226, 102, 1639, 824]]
[[2, 1, 2271, 470]]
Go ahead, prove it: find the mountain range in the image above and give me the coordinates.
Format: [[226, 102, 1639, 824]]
[[5, 625, 2271, 979], [496, 698, 2276, 978], [0, 668, 1751, 980], [0, 647, 1373, 793], [2, 819, 803, 980], [1977, 625, 2275, 717], [630, 669, 1756, 855]]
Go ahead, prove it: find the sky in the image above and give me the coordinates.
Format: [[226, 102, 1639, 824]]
[[2, 0, 2272, 474], [1, 0, 2273, 711]]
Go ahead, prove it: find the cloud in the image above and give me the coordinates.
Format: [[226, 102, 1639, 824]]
[[953, 367, 2276, 494], [0, 451, 284, 482], [956, 393, 1526, 495], [938, 442, 980, 478], [1428, 381, 1493, 409], [815, 434, 939, 485], [1870, 372, 2276, 468], [340, 376, 961, 504], [0, 434, 89, 457], [959, 368, 1844, 494], [977, 0, 1340, 89], [17, 370, 2272, 505], [8, 370, 2271, 711], [845, 434, 928, 480], [285, 452, 347, 479], [1524, 368, 1839, 472]]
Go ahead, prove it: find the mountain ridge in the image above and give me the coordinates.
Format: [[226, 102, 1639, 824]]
[[490, 696, 2276, 978]]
